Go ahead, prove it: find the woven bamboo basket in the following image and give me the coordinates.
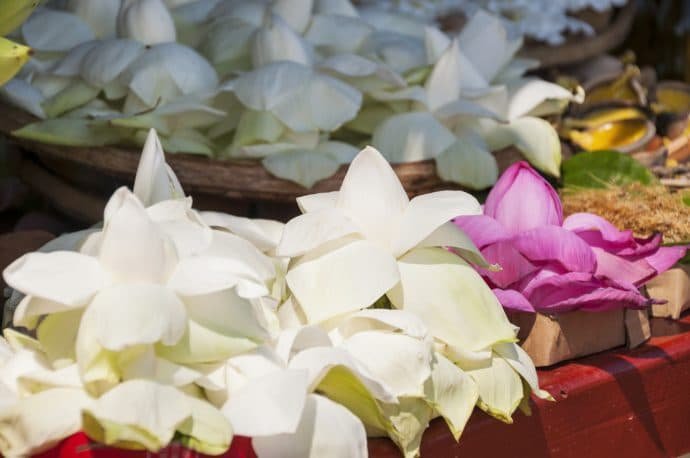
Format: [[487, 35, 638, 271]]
[[0, 104, 527, 222]]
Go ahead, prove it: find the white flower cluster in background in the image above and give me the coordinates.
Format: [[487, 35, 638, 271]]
[[3, 0, 580, 190], [0, 129, 549, 458], [359, 0, 628, 44]]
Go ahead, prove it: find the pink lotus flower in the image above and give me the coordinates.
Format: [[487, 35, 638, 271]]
[[454, 162, 687, 314]]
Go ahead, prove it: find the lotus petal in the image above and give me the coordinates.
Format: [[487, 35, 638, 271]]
[[306, 15, 372, 53], [286, 240, 400, 323], [493, 342, 551, 400], [393, 190, 482, 257], [253, 14, 313, 67], [491, 289, 534, 312], [253, 394, 367, 458], [83, 380, 191, 451], [480, 241, 538, 288], [296, 191, 338, 213], [336, 146, 409, 248], [506, 78, 576, 120], [372, 112, 456, 164], [511, 226, 596, 273], [453, 215, 512, 249], [484, 161, 563, 233], [484, 117, 562, 177], [0, 388, 90, 457], [427, 353, 478, 440], [133, 129, 185, 206], [22, 10, 94, 52], [435, 139, 499, 190], [81, 39, 144, 87], [177, 396, 233, 455], [222, 369, 308, 436], [1, 78, 46, 119], [277, 207, 359, 258], [85, 283, 187, 350], [4, 252, 106, 307], [341, 331, 432, 397], [458, 10, 521, 83], [263, 150, 341, 188], [465, 354, 522, 422], [389, 248, 516, 353], [98, 188, 178, 284]]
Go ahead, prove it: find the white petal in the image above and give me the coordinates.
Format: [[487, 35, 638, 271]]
[[277, 207, 359, 258], [222, 369, 308, 436], [507, 78, 576, 120], [296, 191, 338, 213], [465, 354, 523, 422], [4, 252, 106, 307], [99, 188, 178, 283], [341, 331, 432, 398], [201, 212, 284, 252], [372, 112, 456, 163], [263, 150, 341, 188], [484, 116, 562, 177], [177, 396, 233, 455], [424, 26, 450, 64], [286, 240, 400, 323], [22, 10, 94, 52], [314, 0, 358, 16], [306, 14, 372, 53], [84, 380, 192, 449], [133, 129, 185, 206], [458, 10, 521, 83], [273, 0, 314, 33], [117, 0, 177, 45], [1, 78, 46, 119], [289, 346, 396, 402], [393, 190, 482, 257], [85, 283, 187, 350], [253, 14, 312, 67], [184, 288, 270, 342], [493, 342, 551, 400], [427, 353, 478, 440], [435, 137, 498, 190], [0, 388, 90, 458], [334, 308, 429, 341], [50, 41, 100, 77], [389, 248, 516, 353], [274, 326, 332, 363], [417, 222, 489, 268], [81, 39, 145, 87], [336, 146, 408, 249], [253, 394, 367, 458]]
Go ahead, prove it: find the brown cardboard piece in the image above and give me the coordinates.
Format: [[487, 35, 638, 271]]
[[508, 308, 650, 367], [645, 265, 690, 319]]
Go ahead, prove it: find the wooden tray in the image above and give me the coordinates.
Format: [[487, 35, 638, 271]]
[[0, 104, 524, 222]]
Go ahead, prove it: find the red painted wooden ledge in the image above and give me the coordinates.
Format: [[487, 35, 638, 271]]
[[29, 313, 690, 458]]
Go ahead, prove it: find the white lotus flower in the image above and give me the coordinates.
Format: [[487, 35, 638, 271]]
[[277, 146, 549, 424], [371, 11, 579, 188], [117, 0, 177, 45], [3, 136, 275, 395]]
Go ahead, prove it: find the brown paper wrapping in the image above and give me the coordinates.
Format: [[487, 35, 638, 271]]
[[508, 308, 650, 367], [645, 265, 690, 319]]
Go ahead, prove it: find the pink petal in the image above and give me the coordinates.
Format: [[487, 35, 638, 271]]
[[453, 215, 511, 249], [521, 270, 651, 313], [484, 162, 563, 233], [540, 287, 652, 313], [592, 247, 657, 288], [511, 226, 597, 273], [479, 241, 538, 288], [644, 245, 687, 275], [564, 213, 664, 257], [492, 288, 535, 312]]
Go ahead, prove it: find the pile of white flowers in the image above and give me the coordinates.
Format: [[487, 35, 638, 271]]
[[358, 0, 628, 45], [0, 129, 550, 458], [2, 0, 580, 190]]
